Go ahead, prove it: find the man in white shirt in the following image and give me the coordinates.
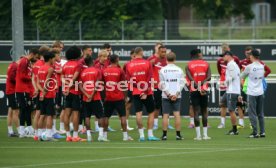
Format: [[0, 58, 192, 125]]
[[159, 52, 185, 140], [221, 51, 240, 135], [241, 49, 265, 138]]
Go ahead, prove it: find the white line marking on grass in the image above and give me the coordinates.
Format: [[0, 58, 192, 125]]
[[1, 147, 276, 168]]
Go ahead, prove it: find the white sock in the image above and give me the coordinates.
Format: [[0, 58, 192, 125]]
[[19, 126, 25, 135], [126, 120, 130, 128], [87, 130, 91, 137], [8, 126, 13, 134], [95, 121, 99, 130], [78, 125, 83, 131], [239, 119, 244, 126], [27, 126, 33, 133], [66, 131, 71, 137], [139, 128, 145, 138], [46, 129, 52, 138], [195, 127, 201, 138], [190, 118, 194, 125], [123, 132, 128, 139], [148, 129, 154, 137], [73, 131, 78, 138], [38, 129, 42, 137], [103, 131, 107, 139], [154, 119, 158, 126], [221, 117, 225, 125], [203, 127, 208, 137], [53, 119, 57, 130], [99, 127, 104, 137], [69, 122, 73, 130], [34, 129, 38, 136], [60, 122, 65, 131]]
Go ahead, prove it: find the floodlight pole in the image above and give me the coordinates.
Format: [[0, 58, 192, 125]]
[[12, 0, 24, 61]]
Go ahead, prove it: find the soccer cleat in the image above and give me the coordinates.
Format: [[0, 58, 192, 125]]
[[226, 130, 239, 135], [248, 133, 259, 138], [80, 128, 87, 135], [194, 137, 202, 141], [87, 136, 93, 142], [147, 136, 160, 141], [108, 127, 116, 132], [176, 136, 184, 140], [188, 123, 195, 129], [57, 130, 66, 134], [19, 133, 26, 138], [161, 136, 167, 141], [127, 127, 134, 131], [168, 125, 175, 130], [123, 136, 134, 141], [260, 133, 266, 138], [8, 133, 19, 137], [153, 125, 158, 130], [202, 136, 211, 140], [72, 137, 87, 142], [217, 123, 225, 129], [33, 136, 39, 141], [66, 136, 72, 142], [139, 137, 145, 142], [237, 125, 245, 129], [53, 133, 66, 139], [98, 136, 109, 142]]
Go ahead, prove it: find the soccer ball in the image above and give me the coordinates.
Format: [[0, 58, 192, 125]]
[[40, 132, 48, 141]]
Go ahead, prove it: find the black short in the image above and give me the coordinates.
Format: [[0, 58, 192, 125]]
[[55, 86, 62, 107], [153, 89, 162, 109], [6, 94, 19, 110], [63, 93, 81, 111], [104, 100, 126, 118], [133, 95, 154, 113], [220, 90, 226, 97], [16, 92, 32, 109], [127, 90, 133, 103], [190, 91, 208, 109], [83, 100, 104, 119], [40, 98, 55, 116], [32, 96, 41, 111]]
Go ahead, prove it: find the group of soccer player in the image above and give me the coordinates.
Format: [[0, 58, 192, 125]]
[[6, 41, 270, 142]]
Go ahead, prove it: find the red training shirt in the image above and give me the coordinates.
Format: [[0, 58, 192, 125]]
[[62, 60, 82, 95], [15, 57, 32, 93], [147, 54, 167, 89], [37, 64, 57, 98], [6, 62, 17, 95]]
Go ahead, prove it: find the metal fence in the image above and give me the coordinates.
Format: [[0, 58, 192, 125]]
[[1, 19, 276, 40]]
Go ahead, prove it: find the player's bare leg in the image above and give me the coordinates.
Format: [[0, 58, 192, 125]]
[[237, 107, 245, 129], [188, 105, 195, 128]]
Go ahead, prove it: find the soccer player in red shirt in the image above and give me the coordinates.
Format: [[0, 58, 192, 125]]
[[94, 43, 112, 65], [6, 60, 20, 137], [126, 47, 160, 141], [36, 51, 57, 141], [102, 54, 134, 141], [78, 45, 93, 134], [147, 43, 171, 130], [123, 49, 135, 131], [61, 46, 85, 142], [15, 48, 39, 138], [32, 46, 49, 140], [79, 56, 104, 142], [186, 49, 211, 140]]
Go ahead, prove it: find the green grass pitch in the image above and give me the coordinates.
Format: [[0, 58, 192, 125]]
[[1, 118, 276, 168]]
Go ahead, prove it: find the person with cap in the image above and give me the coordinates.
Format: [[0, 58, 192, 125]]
[[221, 51, 241, 135], [241, 49, 266, 138]]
